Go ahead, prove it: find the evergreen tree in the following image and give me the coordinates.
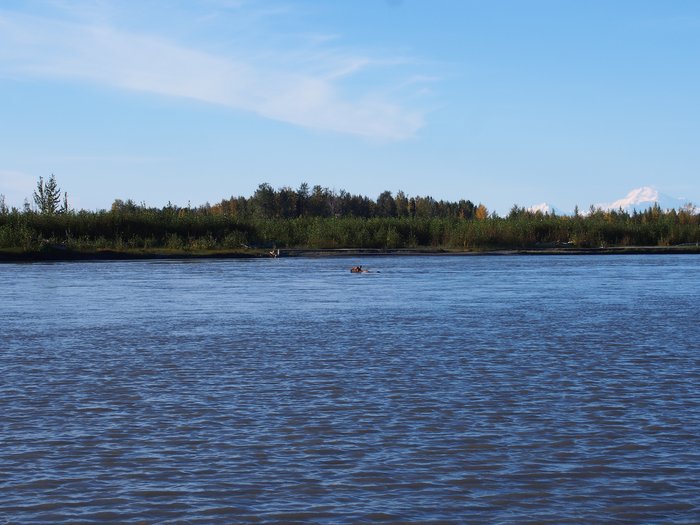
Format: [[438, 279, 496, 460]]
[[61, 192, 70, 214], [297, 182, 309, 217], [33, 174, 63, 214]]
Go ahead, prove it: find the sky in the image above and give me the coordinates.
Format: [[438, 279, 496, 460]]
[[1, 0, 699, 214]]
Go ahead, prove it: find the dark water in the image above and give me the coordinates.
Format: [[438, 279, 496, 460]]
[[2, 255, 700, 524]]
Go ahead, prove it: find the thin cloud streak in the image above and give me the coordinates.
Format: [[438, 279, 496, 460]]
[[0, 11, 424, 140]]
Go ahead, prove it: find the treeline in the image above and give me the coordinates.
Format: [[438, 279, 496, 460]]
[[206, 183, 486, 221], [1, 182, 699, 251]]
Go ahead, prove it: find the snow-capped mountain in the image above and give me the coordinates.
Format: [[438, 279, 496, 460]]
[[527, 202, 560, 214], [597, 186, 689, 213], [523, 187, 696, 217]]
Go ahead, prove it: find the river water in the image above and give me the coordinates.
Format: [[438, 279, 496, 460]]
[[2, 255, 700, 523]]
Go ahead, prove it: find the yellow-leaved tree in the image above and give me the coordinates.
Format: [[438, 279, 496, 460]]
[[475, 204, 489, 220]]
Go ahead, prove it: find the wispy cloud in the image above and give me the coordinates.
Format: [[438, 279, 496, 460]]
[[0, 5, 426, 140]]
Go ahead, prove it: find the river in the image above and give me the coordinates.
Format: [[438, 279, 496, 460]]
[[2, 255, 699, 523]]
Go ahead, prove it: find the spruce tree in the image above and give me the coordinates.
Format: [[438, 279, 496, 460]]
[[33, 174, 63, 214]]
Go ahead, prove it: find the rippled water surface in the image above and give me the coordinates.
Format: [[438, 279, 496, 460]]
[[2, 255, 700, 523]]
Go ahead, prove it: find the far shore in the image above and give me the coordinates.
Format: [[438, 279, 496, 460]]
[[2, 244, 700, 262]]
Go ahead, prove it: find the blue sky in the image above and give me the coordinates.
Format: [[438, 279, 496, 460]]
[[1, 0, 699, 214]]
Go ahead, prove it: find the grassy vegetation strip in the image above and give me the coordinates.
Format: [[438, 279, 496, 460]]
[[1, 206, 699, 256]]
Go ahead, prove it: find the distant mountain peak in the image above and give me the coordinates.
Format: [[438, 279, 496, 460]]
[[524, 186, 694, 217], [608, 186, 659, 209], [598, 186, 687, 212], [527, 202, 555, 214]]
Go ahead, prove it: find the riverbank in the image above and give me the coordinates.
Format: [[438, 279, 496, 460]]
[[2, 244, 700, 262], [285, 245, 700, 257], [0, 247, 266, 262]]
